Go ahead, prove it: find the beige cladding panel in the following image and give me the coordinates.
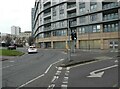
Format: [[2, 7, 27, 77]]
[[103, 40, 109, 49], [102, 32, 118, 39], [78, 33, 101, 40], [78, 32, 118, 40]]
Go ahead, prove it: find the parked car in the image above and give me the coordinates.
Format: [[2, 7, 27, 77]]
[[8, 45, 16, 50], [28, 46, 37, 54]]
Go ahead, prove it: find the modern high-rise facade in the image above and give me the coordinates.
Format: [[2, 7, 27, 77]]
[[31, 8, 35, 36], [32, 0, 120, 50], [11, 26, 21, 36]]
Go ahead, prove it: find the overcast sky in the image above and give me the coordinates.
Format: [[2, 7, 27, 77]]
[[0, 0, 35, 34]]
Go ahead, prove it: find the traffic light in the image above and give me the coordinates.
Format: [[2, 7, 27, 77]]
[[71, 31, 77, 40]]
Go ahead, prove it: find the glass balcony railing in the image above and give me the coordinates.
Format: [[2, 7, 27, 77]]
[[67, 4, 76, 9], [67, 13, 76, 18], [103, 2, 119, 10], [103, 13, 119, 21], [44, 19, 51, 24], [44, 12, 51, 17], [44, 26, 51, 31], [70, 21, 77, 26], [44, 5, 51, 10]]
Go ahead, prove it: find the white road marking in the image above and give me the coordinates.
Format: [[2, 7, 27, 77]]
[[87, 64, 118, 78], [51, 76, 59, 83], [0, 65, 14, 69], [62, 52, 67, 54], [45, 59, 64, 74], [90, 64, 118, 74], [47, 84, 55, 89], [65, 72, 69, 76], [63, 77, 69, 83], [55, 71, 61, 75], [9, 61, 15, 62], [87, 71, 104, 78], [113, 84, 118, 87], [61, 84, 67, 88], [66, 67, 70, 70], [45, 64, 52, 74], [17, 59, 64, 88], [58, 67, 62, 70], [17, 74, 44, 89], [115, 60, 118, 63]]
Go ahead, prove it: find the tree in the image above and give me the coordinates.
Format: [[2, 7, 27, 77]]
[[28, 36, 35, 46], [5, 35, 12, 46]]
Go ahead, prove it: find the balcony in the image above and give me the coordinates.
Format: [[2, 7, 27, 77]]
[[103, 13, 119, 21], [70, 21, 77, 27], [44, 19, 51, 24], [67, 13, 76, 18], [43, 2, 51, 10], [44, 26, 51, 31], [67, 4, 76, 9], [103, 2, 119, 10], [44, 5, 51, 10], [44, 12, 51, 17]]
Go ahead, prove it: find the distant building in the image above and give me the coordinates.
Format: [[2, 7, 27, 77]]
[[19, 31, 31, 38], [19, 31, 32, 46], [11, 26, 21, 36]]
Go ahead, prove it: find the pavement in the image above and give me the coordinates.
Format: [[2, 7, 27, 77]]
[[60, 49, 119, 67]]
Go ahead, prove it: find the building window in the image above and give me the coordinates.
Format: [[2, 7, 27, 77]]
[[92, 25, 100, 33], [103, 2, 119, 10], [53, 7, 57, 16], [52, 23, 57, 29], [59, 21, 65, 28], [103, 12, 119, 21], [79, 16, 86, 23], [59, 4, 64, 14], [90, 2, 97, 11], [108, 24, 111, 32], [53, 30, 66, 36], [79, 2, 85, 13], [92, 25, 96, 32], [44, 32, 51, 38], [111, 24, 115, 32], [103, 23, 118, 32], [115, 23, 118, 31], [78, 27, 85, 34], [104, 25, 107, 32], [90, 14, 97, 21]]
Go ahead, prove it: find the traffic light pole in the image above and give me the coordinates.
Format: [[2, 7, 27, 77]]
[[67, 20, 71, 61]]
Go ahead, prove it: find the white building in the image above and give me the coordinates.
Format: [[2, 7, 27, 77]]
[[11, 26, 21, 36]]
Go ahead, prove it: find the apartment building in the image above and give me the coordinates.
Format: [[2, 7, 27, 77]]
[[11, 26, 21, 36], [32, 0, 120, 50], [31, 8, 35, 36]]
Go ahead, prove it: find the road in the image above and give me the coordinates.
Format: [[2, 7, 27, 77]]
[[2, 48, 67, 88], [68, 59, 118, 87], [2, 48, 118, 88]]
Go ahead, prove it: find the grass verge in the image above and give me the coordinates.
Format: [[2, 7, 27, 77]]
[[0, 49, 25, 56]]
